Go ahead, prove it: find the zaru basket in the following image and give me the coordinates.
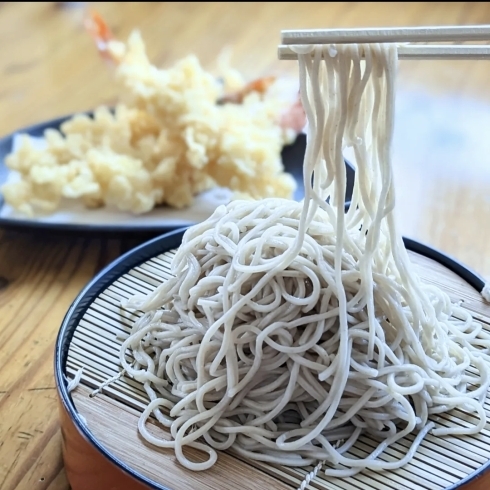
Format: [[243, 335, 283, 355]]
[[55, 228, 490, 490]]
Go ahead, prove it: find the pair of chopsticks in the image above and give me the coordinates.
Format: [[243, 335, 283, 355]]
[[278, 25, 490, 60]]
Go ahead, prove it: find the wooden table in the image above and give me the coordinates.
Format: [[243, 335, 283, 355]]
[[1, 2, 490, 489]]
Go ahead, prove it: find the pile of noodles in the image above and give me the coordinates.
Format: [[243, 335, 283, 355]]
[[120, 43, 490, 476]]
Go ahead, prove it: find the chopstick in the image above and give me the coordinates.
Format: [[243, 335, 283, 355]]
[[281, 25, 490, 45], [278, 44, 490, 61], [278, 25, 490, 61]]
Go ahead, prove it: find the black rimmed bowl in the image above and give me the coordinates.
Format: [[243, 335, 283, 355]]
[[54, 226, 490, 490]]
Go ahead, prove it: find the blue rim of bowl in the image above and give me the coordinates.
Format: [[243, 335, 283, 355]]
[[0, 115, 355, 235], [54, 227, 489, 490]]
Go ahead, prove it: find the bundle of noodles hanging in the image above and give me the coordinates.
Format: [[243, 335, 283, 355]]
[[120, 42, 490, 475]]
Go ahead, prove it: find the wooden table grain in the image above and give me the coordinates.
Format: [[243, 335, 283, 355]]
[[1, 2, 490, 489]]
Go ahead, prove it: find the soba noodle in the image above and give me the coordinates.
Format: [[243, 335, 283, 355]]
[[120, 43, 490, 476]]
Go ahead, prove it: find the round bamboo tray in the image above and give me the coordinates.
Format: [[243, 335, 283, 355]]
[[55, 228, 490, 490]]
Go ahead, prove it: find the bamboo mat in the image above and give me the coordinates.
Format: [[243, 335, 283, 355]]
[[67, 249, 490, 490]]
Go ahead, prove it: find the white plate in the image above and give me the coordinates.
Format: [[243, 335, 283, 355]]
[[0, 114, 353, 235]]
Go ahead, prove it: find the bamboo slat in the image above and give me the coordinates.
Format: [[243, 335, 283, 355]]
[[66, 249, 490, 490]]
